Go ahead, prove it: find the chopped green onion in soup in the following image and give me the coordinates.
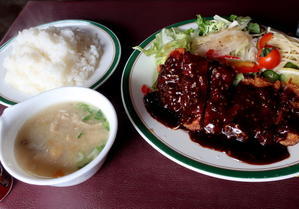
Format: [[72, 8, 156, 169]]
[[14, 102, 109, 178]]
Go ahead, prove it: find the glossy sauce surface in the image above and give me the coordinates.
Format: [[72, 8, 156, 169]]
[[156, 51, 209, 128], [189, 132, 289, 165], [144, 92, 290, 165], [143, 52, 295, 165]]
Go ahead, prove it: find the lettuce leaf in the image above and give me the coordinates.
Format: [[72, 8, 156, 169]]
[[134, 14, 260, 66], [196, 14, 258, 36], [133, 27, 194, 65], [197, 15, 230, 36], [247, 22, 261, 34], [235, 16, 251, 29]]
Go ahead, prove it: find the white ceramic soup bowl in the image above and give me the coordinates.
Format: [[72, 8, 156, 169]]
[[0, 87, 117, 187]]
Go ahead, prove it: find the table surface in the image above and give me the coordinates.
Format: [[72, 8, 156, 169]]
[[1, 1, 299, 209]]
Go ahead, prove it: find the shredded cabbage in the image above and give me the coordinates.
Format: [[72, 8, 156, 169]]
[[267, 28, 299, 71], [133, 28, 194, 65], [196, 15, 254, 36], [133, 14, 261, 65], [192, 27, 258, 61]]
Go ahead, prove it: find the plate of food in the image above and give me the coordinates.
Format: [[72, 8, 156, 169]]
[[121, 15, 299, 182], [0, 19, 121, 106]]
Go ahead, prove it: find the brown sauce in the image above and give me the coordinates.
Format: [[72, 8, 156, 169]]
[[144, 91, 180, 129], [189, 132, 289, 165], [144, 90, 290, 165], [143, 51, 296, 165]]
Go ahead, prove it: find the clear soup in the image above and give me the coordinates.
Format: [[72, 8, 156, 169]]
[[14, 102, 109, 178]]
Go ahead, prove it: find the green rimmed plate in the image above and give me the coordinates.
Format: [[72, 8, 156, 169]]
[[0, 19, 121, 106], [121, 19, 299, 182]]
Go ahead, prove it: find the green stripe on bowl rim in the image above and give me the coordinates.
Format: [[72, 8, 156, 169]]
[[0, 19, 121, 106], [83, 20, 121, 89], [121, 18, 299, 182], [0, 39, 15, 106]]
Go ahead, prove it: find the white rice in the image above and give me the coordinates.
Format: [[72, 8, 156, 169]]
[[3, 26, 102, 95]]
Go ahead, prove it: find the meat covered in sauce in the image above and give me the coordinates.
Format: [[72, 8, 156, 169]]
[[144, 49, 299, 164], [155, 49, 209, 131]]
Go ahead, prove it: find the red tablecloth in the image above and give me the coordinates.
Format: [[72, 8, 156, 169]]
[[1, 1, 299, 209]]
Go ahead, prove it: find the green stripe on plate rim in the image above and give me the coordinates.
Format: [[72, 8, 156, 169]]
[[84, 20, 121, 89], [0, 39, 16, 106], [121, 18, 299, 181], [0, 19, 121, 106]]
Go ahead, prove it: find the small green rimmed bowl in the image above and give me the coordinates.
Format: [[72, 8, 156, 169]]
[[0, 19, 121, 106]]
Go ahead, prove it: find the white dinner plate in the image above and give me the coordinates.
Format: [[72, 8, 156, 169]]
[[121, 19, 299, 182], [0, 19, 121, 106]]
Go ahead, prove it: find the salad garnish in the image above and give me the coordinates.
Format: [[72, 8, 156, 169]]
[[134, 14, 299, 85], [133, 28, 194, 65]]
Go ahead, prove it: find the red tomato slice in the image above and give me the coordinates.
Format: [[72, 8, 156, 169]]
[[258, 47, 281, 69], [258, 33, 273, 49], [169, 48, 186, 59], [141, 84, 152, 95], [206, 49, 217, 57]]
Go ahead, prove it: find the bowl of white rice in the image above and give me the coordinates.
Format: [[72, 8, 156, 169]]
[[0, 20, 121, 106]]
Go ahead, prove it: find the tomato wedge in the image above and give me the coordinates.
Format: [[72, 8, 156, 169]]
[[258, 33, 273, 49], [206, 49, 216, 57], [169, 48, 186, 59], [257, 47, 281, 69], [141, 84, 152, 95]]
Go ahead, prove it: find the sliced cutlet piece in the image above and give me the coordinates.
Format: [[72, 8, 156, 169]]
[[156, 49, 186, 114], [144, 91, 181, 129], [156, 49, 209, 131], [180, 52, 210, 131], [203, 64, 236, 134], [276, 82, 299, 146], [223, 77, 281, 144]]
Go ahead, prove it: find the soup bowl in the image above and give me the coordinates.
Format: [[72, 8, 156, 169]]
[[0, 87, 117, 187]]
